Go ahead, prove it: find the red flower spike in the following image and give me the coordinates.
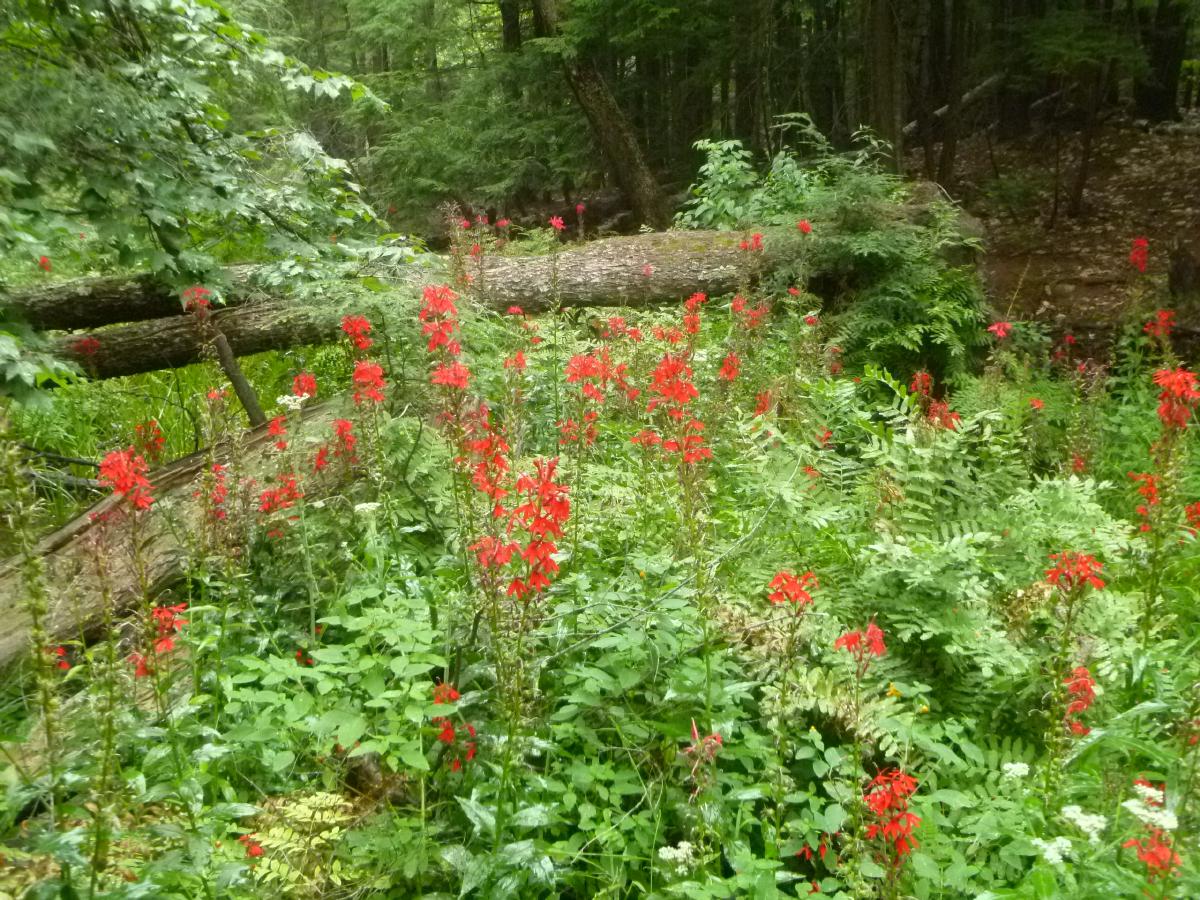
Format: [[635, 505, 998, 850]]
[[353, 360, 387, 404], [1129, 236, 1150, 274], [99, 448, 155, 510], [1045, 552, 1105, 591], [340, 315, 374, 351], [768, 570, 818, 607]]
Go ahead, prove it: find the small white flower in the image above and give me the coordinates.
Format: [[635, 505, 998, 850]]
[[1061, 805, 1107, 844], [277, 394, 307, 411], [1122, 798, 1178, 831], [1031, 836, 1072, 865], [1133, 782, 1166, 806], [354, 502, 382, 516], [657, 840, 697, 876], [1002, 762, 1031, 779]]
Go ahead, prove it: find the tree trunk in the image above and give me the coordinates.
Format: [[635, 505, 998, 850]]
[[1134, 0, 1191, 122], [530, 0, 670, 229], [936, 0, 968, 186], [498, 0, 521, 52], [37, 231, 788, 380], [862, 0, 905, 167]]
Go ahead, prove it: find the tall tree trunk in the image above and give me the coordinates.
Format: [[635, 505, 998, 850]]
[[498, 0, 521, 52], [1134, 0, 1191, 122], [530, 0, 670, 228], [1068, 63, 1109, 218], [862, 0, 905, 168], [936, 0, 967, 186]]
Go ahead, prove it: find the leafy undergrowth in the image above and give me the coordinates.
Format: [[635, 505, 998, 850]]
[[4, 191, 1200, 898]]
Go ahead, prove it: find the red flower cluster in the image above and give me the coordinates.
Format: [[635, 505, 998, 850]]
[[1187, 501, 1200, 537], [431, 361, 470, 391], [433, 717, 478, 771], [987, 321, 1013, 340], [332, 418, 357, 463], [1129, 472, 1159, 532], [72, 335, 102, 356], [506, 459, 571, 601], [739, 232, 764, 252], [864, 768, 921, 861], [1144, 309, 1175, 339], [353, 360, 387, 404], [1153, 367, 1199, 429], [1030, 397, 1044, 410], [910, 371, 932, 397], [151, 603, 188, 654], [926, 399, 961, 430], [182, 285, 212, 319], [768, 570, 818, 608], [267, 415, 288, 451], [646, 354, 699, 419], [258, 474, 302, 514], [683, 291, 707, 335], [38, 255, 51, 272], [341, 314, 373, 351], [1045, 551, 1105, 591], [134, 419, 165, 463], [419, 284, 462, 356], [462, 406, 510, 516], [549, 215, 565, 231], [433, 682, 461, 704], [1063, 666, 1095, 736], [238, 834, 264, 859], [731, 294, 770, 331], [1123, 829, 1180, 882], [1129, 236, 1150, 273], [797, 219, 813, 235], [754, 391, 774, 417], [48, 646, 70, 670], [99, 448, 155, 510], [601, 315, 643, 343], [835, 621, 886, 675], [293, 372, 317, 399], [202, 463, 229, 521], [718, 352, 741, 382]]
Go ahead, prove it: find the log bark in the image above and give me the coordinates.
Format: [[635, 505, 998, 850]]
[[0, 403, 344, 671], [52, 231, 786, 380], [2, 265, 260, 331]]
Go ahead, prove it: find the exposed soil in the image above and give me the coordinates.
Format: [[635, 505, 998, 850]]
[[944, 112, 1200, 333]]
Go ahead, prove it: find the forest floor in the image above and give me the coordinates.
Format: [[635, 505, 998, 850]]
[[946, 112, 1200, 330]]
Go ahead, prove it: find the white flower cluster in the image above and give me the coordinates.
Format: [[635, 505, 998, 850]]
[[277, 394, 307, 411], [657, 841, 697, 876], [1122, 798, 1178, 832], [354, 502, 382, 516], [1031, 836, 1072, 865], [1002, 762, 1030, 779], [1061, 805, 1107, 844], [1133, 782, 1166, 806]]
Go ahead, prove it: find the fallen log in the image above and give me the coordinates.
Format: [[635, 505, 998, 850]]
[[0, 401, 348, 670], [43, 231, 789, 380], [8, 231, 782, 335]]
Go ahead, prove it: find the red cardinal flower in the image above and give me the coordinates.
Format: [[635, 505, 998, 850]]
[[99, 448, 155, 510], [37, 255, 51, 272], [768, 570, 818, 607], [293, 372, 317, 399], [267, 416, 288, 451], [1153, 367, 1199, 429], [431, 361, 471, 391], [718, 352, 741, 382], [341, 315, 374, 351], [797, 220, 813, 235], [1045, 551, 1105, 591], [987, 321, 1013, 340], [1030, 398, 1044, 410], [1129, 236, 1150, 273], [549, 216, 565, 231], [353, 360, 387, 404], [1144, 309, 1175, 338], [433, 682, 461, 704], [1123, 829, 1180, 881]]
